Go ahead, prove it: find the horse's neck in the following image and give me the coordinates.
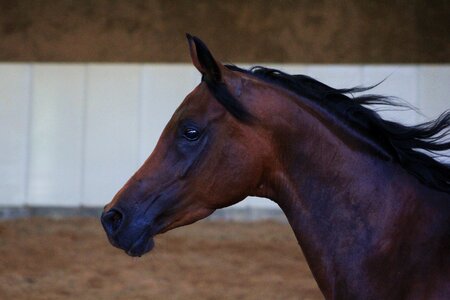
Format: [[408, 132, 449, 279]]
[[267, 117, 450, 299]]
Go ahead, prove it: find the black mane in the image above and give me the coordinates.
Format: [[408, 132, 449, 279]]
[[208, 65, 450, 193]]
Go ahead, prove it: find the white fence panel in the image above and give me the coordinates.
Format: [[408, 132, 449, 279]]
[[362, 65, 419, 124], [83, 65, 141, 206], [28, 65, 85, 206], [139, 64, 199, 163], [0, 65, 31, 205], [418, 66, 450, 121], [307, 65, 363, 89], [418, 65, 450, 163], [278, 64, 308, 76]]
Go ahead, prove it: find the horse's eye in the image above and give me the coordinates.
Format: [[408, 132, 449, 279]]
[[183, 128, 200, 141]]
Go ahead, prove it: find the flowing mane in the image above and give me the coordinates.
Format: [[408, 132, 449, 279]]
[[215, 65, 450, 193]]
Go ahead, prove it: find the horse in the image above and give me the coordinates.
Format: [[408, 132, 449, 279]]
[[101, 34, 450, 299]]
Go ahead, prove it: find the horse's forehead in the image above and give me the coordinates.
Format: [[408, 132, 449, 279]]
[[186, 83, 212, 104], [173, 83, 222, 119]]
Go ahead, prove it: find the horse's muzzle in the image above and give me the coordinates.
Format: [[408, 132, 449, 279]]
[[101, 207, 155, 257]]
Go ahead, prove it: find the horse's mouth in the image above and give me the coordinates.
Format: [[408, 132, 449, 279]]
[[125, 234, 155, 257]]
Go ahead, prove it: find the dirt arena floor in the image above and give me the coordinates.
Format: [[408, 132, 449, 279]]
[[0, 217, 322, 300]]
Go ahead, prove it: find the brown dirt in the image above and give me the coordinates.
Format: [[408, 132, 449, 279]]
[[0, 1, 448, 63], [0, 217, 323, 300]]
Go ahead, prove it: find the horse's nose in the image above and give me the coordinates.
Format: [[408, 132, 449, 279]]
[[101, 208, 124, 236]]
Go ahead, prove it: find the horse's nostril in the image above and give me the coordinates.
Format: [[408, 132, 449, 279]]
[[101, 208, 123, 235]]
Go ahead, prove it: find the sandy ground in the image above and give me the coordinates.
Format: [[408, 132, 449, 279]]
[[1, 1, 447, 63], [0, 217, 322, 300]]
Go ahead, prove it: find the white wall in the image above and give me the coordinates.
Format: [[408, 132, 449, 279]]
[[0, 64, 448, 208], [0, 65, 31, 206]]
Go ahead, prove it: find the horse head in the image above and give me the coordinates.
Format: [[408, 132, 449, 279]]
[[101, 35, 273, 256]]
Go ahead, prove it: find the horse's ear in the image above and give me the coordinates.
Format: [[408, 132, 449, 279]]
[[186, 33, 222, 82]]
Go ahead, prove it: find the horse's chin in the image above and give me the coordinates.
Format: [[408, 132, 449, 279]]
[[125, 236, 155, 257]]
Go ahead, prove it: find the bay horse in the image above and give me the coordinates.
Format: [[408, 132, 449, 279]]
[[102, 35, 450, 299]]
